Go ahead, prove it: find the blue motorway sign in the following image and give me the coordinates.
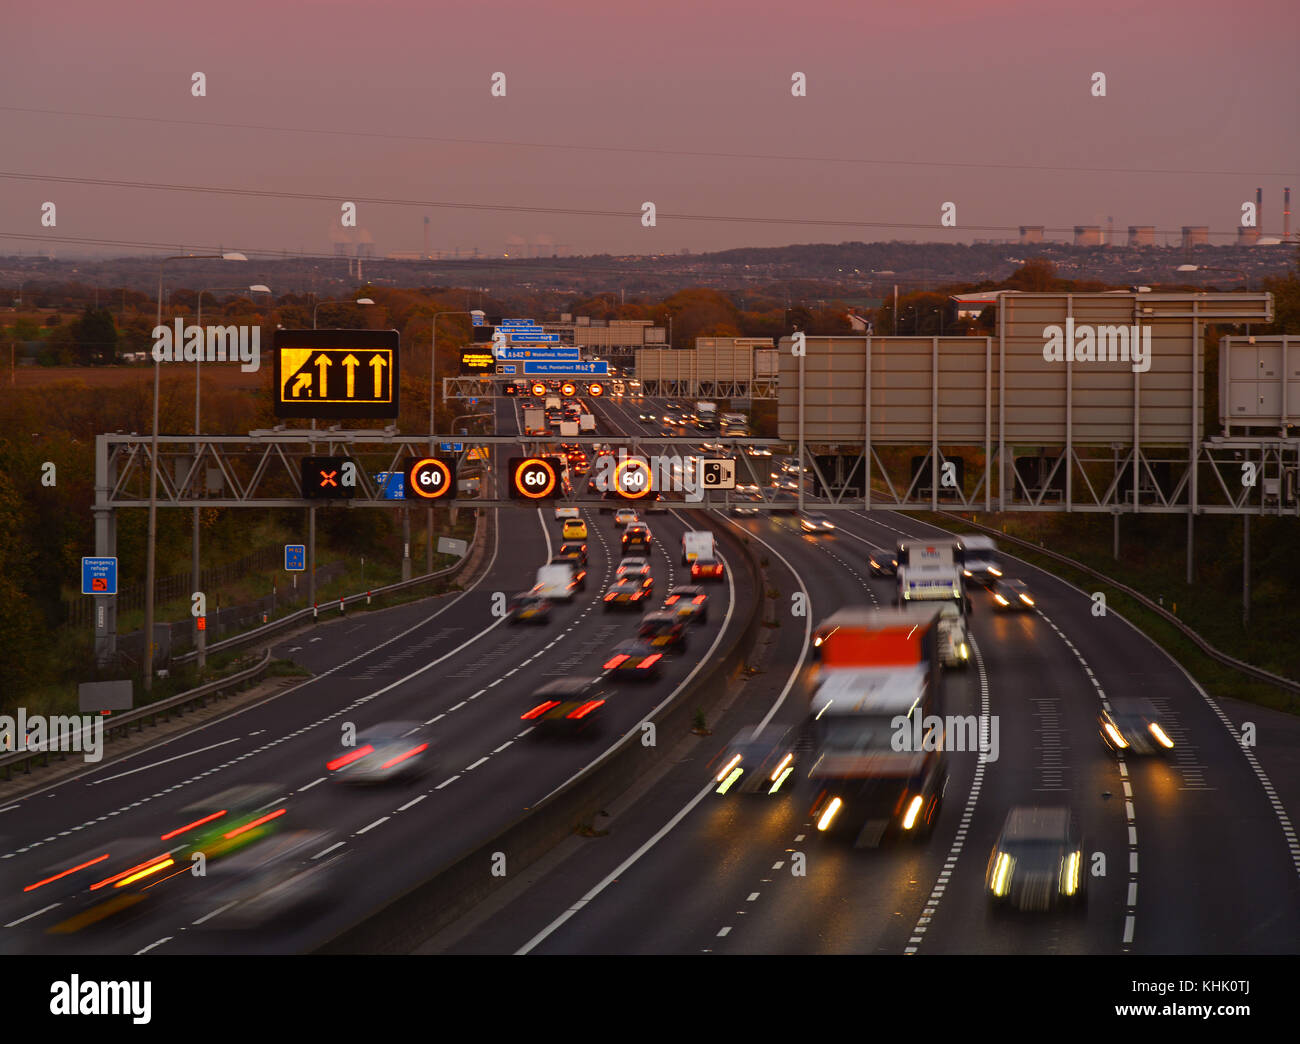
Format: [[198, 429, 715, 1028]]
[[506, 333, 561, 343], [499, 319, 537, 327], [372, 473, 407, 500], [522, 361, 609, 375], [439, 443, 464, 452], [284, 545, 306, 572], [499, 363, 517, 375], [81, 557, 118, 595], [472, 315, 484, 326], [498, 348, 579, 360]]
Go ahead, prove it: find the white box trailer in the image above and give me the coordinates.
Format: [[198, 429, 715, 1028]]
[[681, 530, 715, 565]]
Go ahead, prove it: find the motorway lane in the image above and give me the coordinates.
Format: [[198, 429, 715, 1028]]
[[0, 397, 749, 952]]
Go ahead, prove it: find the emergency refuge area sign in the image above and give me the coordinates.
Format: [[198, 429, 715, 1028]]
[[273, 330, 399, 419], [81, 557, 117, 595]]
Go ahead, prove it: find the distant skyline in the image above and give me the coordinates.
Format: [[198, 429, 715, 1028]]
[[3, 0, 1297, 260]]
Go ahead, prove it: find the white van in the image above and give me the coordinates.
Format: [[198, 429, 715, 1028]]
[[681, 530, 715, 565], [533, 563, 579, 602]]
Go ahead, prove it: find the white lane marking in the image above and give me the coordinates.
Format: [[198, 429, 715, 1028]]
[[493, 741, 513, 754], [449, 701, 467, 712], [0, 805, 19, 814], [425, 714, 446, 725], [435, 776, 459, 790], [746, 892, 760, 902], [465, 757, 489, 771], [297, 776, 327, 793], [398, 795, 427, 812], [5, 902, 61, 927], [313, 841, 345, 860], [716, 926, 732, 937], [517, 779, 716, 954], [192, 901, 239, 925], [356, 817, 390, 835], [135, 937, 172, 954], [86, 737, 243, 785]]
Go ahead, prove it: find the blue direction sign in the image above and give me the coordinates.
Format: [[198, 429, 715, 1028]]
[[499, 348, 580, 360], [523, 361, 609, 375], [284, 545, 306, 572], [81, 557, 118, 595], [499, 319, 538, 327], [507, 333, 561, 343], [439, 443, 464, 452], [373, 473, 407, 500], [499, 363, 517, 375]]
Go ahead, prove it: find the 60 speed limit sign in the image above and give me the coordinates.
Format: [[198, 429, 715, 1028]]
[[508, 456, 562, 500], [405, 456, 456, 500], [613, 457, 652, 499]]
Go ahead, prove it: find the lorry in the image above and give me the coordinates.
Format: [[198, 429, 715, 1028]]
[[695, 401, 718, 431], [579, 412, 596, 432], [721, 411, 749, 435], [805, 606, 948, 847], [532, 562, 581, 602], [523, 407, 545, 435], [680, 530, 716, 566], [895, 556, 972, 668]]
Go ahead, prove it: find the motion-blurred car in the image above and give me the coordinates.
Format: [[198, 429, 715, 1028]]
[[192, 829, 339, 929], [508, 592, 552, 625], [614, 508, 639, 528], [27, 837, 174, 935], [868, 547, 899, 577], [713, 724, 798, 796], [799, 512, 836, 533], [991, 578, 1035, 610], [1099, 698, 1175, 754], [603, 575, 654, 610], [622, 523, 652, 554], [769, 491, 799, 514], [554, 506, 580, 522], [562, 518, 588, 541], [521, 677, 610, 736], [731, 497, 761, 516], [549, 554, 587, 590], [557, 541, 588, 566], [616, 556, 652, 580], [690, 555, 725, 582], [328, 722, 431, 785], [168, 784, 287, 863], [637, 611, 689, 651], [986, 807, 1086, 912], [663, 585, 709, 624], [603, 639, 665, 680]]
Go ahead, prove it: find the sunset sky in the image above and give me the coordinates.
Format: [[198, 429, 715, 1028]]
[[2, 0, 1297, 258]]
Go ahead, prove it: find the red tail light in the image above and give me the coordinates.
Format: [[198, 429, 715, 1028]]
[[222, 807, 286, 840], [160, 810, 227, 841], [604, 654, 630, 669], [327, 744, 375, 772], [665, 595, 679, 604], [604, 593, 617, 601], [25, 854, 110, 892], [638, 654, 662, 668], [693, 595, 706, 604], [566, 699, 606, 720], [379, 743, 428, 770], [522, 700, 561, 720]]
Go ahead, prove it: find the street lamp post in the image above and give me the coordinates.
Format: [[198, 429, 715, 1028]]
[[191, 283, 270, 669], [143, 252, 245, 692]]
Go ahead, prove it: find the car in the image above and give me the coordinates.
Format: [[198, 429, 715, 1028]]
[[521, 677, 610, 736], [637, 611, 689, 651], [731, 499, 761, 516], [622, 523, 652, 554], [328, 722, 431, 785], [769, 491, 799, 514], [554, 506, 580, 522], [508, 592, 552, 624], [690, 555, 725, 582], [713, 724, 798, 796], [616, 556, 652, 580], [603, 639, 665, 680], [1099, 698, 1175, 755], [191, 829, 339, 929], [549, 555, 587, 590], [867, 547, 898, 577], [168, 784, 288, 864], [991, 578, 1035, 610], [562, 518, 588, 541], [557, 541, 588, 566], [603, 575, 654, 610], [799, 512, 837, 533], [986, 807, 1087, 912], [613, 508, 639, 528], [663, 585, 709, 624]]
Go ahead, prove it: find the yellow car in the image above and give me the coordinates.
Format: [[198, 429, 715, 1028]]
[[562, 519, 588, 540]]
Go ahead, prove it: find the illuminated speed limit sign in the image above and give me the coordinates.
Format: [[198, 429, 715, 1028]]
[[406, 457, 456, 500], [587, 382, 604, 397], [613, 457, 652, 499], [531, 382, 547, 397], [509, 456, 561, 500], [560, 382, 577, 397]]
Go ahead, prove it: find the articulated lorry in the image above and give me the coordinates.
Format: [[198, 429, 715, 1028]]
[[806, 606, 948, 847]]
